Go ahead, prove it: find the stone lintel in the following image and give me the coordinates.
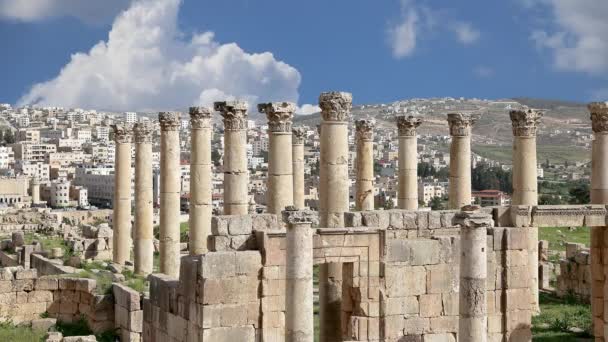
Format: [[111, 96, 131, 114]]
[[319, 91, 352, 122]]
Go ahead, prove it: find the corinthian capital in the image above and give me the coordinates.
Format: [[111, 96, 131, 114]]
[[396, 115, 422, 136], [509, 108, 543, 137], [111, 124, 132, 144], [447, 113, 478, 137], [319, 91, 352, 122], [355, 119, 375, 141], [292, 127, 307, 145], [189, 107, 212, 129], [282, 206, 318, 225], [158, 112, 181, 131], [214, 101, 248, 130], [589, 102, 608, 134], [133, 122, 153, 144], [258, 102, 295, 133]]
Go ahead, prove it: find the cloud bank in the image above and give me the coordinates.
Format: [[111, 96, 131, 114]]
[[18, 0, 302, 112], [0, 0, 131, 24]]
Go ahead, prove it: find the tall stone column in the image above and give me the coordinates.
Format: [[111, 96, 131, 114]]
[[111, 124, 132, 265], [355, 119, 375, 211], [189, 107, 213, 255], [397, 115, 422, 210], [30, 177, 40, 204], [133, 122, 153, 275], [318, 91, 351, 342], [319, 91, 352, 227], [510, 108, 543, 313], [456, 209, 490, 342], [259, 102, 295, 215], [447, 113, 477, 210], [158, 112, 181, 277], [589, 102, 608, 340], [292, 127, 307, 209], [283, 206, 316, 342], [214, 101, 249, 215]]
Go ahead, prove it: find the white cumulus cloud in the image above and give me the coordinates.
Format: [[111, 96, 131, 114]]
[[0, 0, 131, 24], [388, 5, 419, 58], [527, 0, 608, 74], [296, 104, 321, 115], [452, 22, 480, 45], [18, 0, 301, 112]]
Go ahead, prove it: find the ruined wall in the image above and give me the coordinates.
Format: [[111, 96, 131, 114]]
[[556, 243, 591, 302]]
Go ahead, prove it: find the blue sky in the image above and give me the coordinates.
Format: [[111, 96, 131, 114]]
[[0, 0, 606, 112]]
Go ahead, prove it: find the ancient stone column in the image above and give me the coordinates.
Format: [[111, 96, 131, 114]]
[[111, 124, 132, 265], [318, 91, 351, 342], [259, 102, 295, 215], [397, 115, 422, 210], [214, 101, 249, 215], [456, 208, 490, 342], [292, 127, 307, 209], [447, 113, 477, 210], [133, 122, 154, 275], [354, 119, 375, 211], [319, 91, 352, 227], [589, 102, 608, 340], [158, 112, 181, 277], [30, 177, 40, 204], [189, 107, 213, 255], [510, 108, 543, 313], [283, 206, 316, 342]]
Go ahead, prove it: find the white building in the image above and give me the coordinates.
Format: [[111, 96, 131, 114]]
[[0, 147, 15, 169], [95, 126, 111, 143], [418, 181, 446, 205], [50, 179, 70, 208], [124, 112, 138, 124], [15, 161, 50, 181]]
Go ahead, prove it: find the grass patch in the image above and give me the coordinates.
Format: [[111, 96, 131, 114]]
[[473, 145, 589, 164], [0, 321, 46, 342], [539, 227, 590, 252], [22, 233, 72, 261], [533, 292, 592, 341], [122, 269, 148, 293], [154, 222, 189, 243]]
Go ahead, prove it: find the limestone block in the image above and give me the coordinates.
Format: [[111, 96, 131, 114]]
[[429, 316, 458, 333], [505, 250, 528, 267], [440, 211, 458, 227], [505, 288, 532, 310], [427, 264, 457, 294], [385, 265, 426, 297], [15, 268, 37, 279], [28, 290, 53, 303], [437, 237, 459, 264], [382, 296, 419, 316], [510, 205, 532, 227], [505, 228, 529, 250], [408, 240, 440, 266], [12, 232, 24, 247], [566, 243, 584, 259], [383, 315, 405, 339], [167, 312, 187, 340], [227, 215, 253, 235], [220, 304, 247, 327], [423, 333, 456, 342], [211, 217, 229, 236], [200, 305, 220, 328], [385, 239, 410, 263], [229, 235, 251, 251], [200, 252, 236, 279], [209, 236, 230, 251], [506, 266, 530, 288], [202, 326, 255, 341], [361, 211, 389, 229], [419, 294, 442, 317], [428, 212, 441, 228], [404, 317, 430, 335], [113, 283, 141, 311], [251, 214, 280, 231], [344, 212, 363, 227]]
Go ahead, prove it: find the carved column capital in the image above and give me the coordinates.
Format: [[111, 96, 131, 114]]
[[292, 127, 307, 145], [258, 102, 295, 133], [319, 91, 352, 122], [214, 101, 248, 130], [112, 124, 133, 144], [158, 112, 181, 131], [282, 206, 318, 225], [133, 122, 153, 144], [510, 108, 543, 137], [447, 113, 478, 137], [189, 107, 212, 129], [396, 115, 422, 136], [355, 119, 375, 141], [589, 102, 608, 134]]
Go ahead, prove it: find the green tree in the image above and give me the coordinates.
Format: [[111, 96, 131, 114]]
[[417, 162, 436, 178], [211, 149, 221, 166], [539, 194, 563, 205], [471, 163, 512, 194], [429, 196, 445, 210], [568, 181, 590, 204], [2, 130, 14, 144]]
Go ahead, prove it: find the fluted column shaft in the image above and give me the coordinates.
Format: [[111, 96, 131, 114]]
[[283, 208, 316, 342], [457, 210, 490, 342], [589, 102, 608, 340], [31, 178, 40, 204], [292, 128, 306, 209], [355, 119, 375, 211], [159, 112, 181, 277], [448, 113, 476, 210], [134, 123, 153, 275], [510, 108, 543, 313], [260, 102, 295, 215], [112, 125, 132, 265], [215, 101, 249, 215], [189, 107, 213, 255], [397, 116, 422, 209]]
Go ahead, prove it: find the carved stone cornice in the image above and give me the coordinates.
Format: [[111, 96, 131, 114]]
[[396, 115, 422, 136], [292, 127, 307, 145], [133, 122, 153, 144], [282, 206, 318, 225], [158, 112, 181, 131], [355, 119, 375, 141], [454, 209, 494, 228], [589, 102, 608, 133], [509, 108, 543, 137], [319, 92, 352, 122], [189, 107, 212, 129], [214, 101, 248, 130], [258, 102, 295, 133], [111, 124, 133, 144], [447, 113, 478, 137]]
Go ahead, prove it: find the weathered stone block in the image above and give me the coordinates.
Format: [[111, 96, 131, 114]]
[[386, 265, 426, 297], [202, 326, 255, 341], [423, 333, 456, 342], [429, 316, 458, 333], [382, 296, 419, 316], [419, 294, 442, 317], [403, 317, 430, 335], [409, 240, 440, 266], [228, 215, 253, 235], [385, 239, 410, 263], [113, 283, 141, 311], [427, 264, 457, 294], [200, 252, 236, 279], [220, 304, 247, 327]]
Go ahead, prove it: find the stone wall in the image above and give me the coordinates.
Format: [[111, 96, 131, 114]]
[[556, 242, 591, 302], [209, 214, 281, 252], [113, 283, 143, 342]]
